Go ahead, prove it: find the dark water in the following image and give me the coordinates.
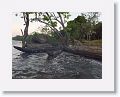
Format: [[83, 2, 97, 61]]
[[12, 40, 102, 79]]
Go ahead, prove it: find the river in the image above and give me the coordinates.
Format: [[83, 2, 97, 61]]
[[12, 40, 102, 79]]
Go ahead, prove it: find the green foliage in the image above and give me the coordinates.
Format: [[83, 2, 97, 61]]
[[30, 32, 60, 44], [47, 36, 60, 44], [74, 16, 87, 24], [43, 15, 49, 21], [30, 32, 45, 43], [94, 22, 102, 32], [93, 22, 102, 39], [81, 12, 100, 24], [66, 16, 87, 41], [15, 12, 102, 47], [65, 13, 102, 43], [26, 31, 42, 42], [31, 12, 71, 40], [51, 21, 57, 27], [12, 35, 23, 41]]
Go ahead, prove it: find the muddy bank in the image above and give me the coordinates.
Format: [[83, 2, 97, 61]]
[[12, 52, 102, 79], [12, 40, 102, 79]]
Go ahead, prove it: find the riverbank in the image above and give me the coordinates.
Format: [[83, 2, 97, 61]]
[[12, 35, 102, 61], [12, 40, 102, 79], [13, 42, 102, 61]]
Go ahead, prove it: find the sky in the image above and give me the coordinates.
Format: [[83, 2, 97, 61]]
[[12, 12, 101, 37]]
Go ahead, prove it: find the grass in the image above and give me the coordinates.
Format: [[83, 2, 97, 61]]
[[82, 40, 102, 48]]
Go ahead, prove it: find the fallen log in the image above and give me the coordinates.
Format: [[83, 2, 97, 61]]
[[13, 44, 102, 61], [63, 46, 102, 61], [14, 46, 45, 53], [13, 46, 61, 53]]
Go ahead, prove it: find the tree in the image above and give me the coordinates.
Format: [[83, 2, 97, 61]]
[[81, 12, 100, 24], [31, 12, 71, 45], [81, 12, 101, 40], [15, 12, 30, 48], [94, 22, 102, 40], [66, 16, 87, 42], [21, 12, 30, 48]]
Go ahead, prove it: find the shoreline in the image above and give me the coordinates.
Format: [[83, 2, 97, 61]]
[[13, 40, 102, 62]]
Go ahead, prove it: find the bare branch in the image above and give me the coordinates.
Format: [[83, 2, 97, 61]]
[[23, 13, 26, 23], [51, 12, 64, 28], [57, 12, 65, 28], [33, 18, 63, 38], [21, 29, 24, 36]]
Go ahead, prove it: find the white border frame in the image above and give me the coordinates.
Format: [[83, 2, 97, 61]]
[[0, 0, 114, 91]]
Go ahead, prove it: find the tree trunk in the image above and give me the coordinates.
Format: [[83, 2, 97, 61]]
[[22, 12, 29, 48], [57, 12, 69, 45]]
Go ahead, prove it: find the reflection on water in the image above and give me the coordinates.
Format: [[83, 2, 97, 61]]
[[12, 40, 102, 79]]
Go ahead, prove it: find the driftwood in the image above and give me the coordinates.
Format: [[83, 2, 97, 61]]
[[63, 46, 102, 61], [13, 44, 102, 61]]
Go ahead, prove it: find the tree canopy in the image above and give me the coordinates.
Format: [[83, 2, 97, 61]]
[[15, 12, 102, 46]]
